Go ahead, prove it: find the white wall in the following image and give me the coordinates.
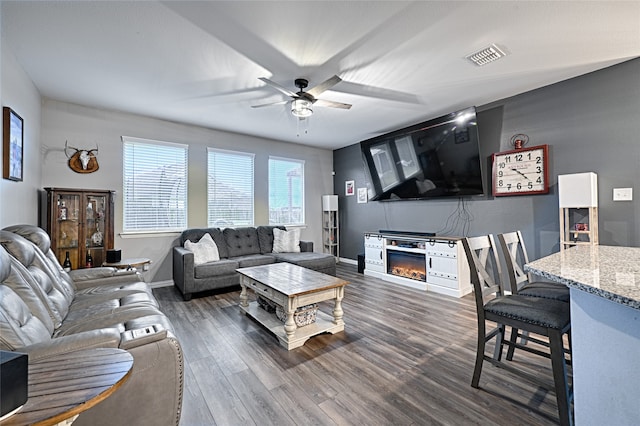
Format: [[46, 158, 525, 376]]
[[40, 99, 334, 283], [0, 37, 42, 226]]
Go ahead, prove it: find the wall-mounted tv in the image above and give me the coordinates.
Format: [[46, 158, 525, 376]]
[[360, 106, 484, 201]]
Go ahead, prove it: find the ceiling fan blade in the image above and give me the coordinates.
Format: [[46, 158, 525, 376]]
[[307, 75, 342, 98], [251, 100, 289, 109], [314, 99, 352, 110], [258, 77, 297, 97], [336, 81, 421, 105]]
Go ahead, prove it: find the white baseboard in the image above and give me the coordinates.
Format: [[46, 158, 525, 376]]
[[338, 257, 357, 265], [149, 279, 173, 289]]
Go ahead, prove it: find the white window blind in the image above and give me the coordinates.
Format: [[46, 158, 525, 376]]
[[207, 148, 254, 227], [269, 157, 305, 225], [122, 137, 188, 232]]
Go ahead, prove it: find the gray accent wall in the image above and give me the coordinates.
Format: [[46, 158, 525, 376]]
[[334, 58, 640, 261]]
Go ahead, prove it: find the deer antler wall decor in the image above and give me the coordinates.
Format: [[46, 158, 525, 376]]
[[65, 141, 99, 173]]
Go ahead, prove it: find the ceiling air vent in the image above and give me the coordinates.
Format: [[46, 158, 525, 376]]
[[466, 44, 507, 66]]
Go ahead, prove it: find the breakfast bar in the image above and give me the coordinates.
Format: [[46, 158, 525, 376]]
[[525, 245, 640, 425]]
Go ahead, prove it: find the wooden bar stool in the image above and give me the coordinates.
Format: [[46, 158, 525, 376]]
[[462, 235, 573, 426], [497, 231, 569, 302]]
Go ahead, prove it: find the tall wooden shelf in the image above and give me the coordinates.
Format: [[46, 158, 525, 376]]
[[558, 172, 598, 249], [322, 195, 339, 260], [41, 188, 114, 270]]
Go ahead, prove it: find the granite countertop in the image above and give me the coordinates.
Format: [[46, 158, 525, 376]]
[[525, 245, 640, 311]]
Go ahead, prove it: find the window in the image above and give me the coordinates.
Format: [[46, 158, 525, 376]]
[[207, 148, 254, 227], [269, 157, 304, 225], [122, 137, 188, 233]]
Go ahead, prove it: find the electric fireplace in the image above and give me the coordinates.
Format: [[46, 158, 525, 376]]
[[387, 250, 426, 282]]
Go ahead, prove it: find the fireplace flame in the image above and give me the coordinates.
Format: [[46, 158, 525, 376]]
[[390, 266, 426, 282], [387, 250, 427, 282]]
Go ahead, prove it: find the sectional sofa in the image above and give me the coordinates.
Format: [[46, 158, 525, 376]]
[[0, 225, 183, 426], [173, 225, 336, 300]]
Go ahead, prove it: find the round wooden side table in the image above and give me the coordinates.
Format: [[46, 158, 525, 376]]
[[102, 257, 151, 271], [0, 348, 133, 426]]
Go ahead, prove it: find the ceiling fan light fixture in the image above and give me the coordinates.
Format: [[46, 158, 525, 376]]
[[466, 44, 507, 66], [291, 99, 313, 118]]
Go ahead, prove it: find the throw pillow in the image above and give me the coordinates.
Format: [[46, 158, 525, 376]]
[[184, 233, 220, 265], [416, 178, 436, 194], [272, 228, 301, 253]]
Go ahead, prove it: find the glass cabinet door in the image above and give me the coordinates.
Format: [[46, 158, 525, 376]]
[[84, 193, 107, 267], [55, 192, 81, 270], [46, 188, 114, 271]]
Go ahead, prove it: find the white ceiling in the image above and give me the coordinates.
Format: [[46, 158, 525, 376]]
[[2, 1, 639, 150]]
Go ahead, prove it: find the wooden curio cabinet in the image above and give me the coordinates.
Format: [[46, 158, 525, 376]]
[[42, 188, 114, 270]]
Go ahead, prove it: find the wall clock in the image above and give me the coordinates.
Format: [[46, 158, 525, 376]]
[[492, 144, 549, 196]]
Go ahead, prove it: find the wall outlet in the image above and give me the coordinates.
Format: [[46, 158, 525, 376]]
[[613, 188, 633, 201]]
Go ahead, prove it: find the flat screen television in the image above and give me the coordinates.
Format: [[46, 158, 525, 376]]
[[360, 106, 484, 201]]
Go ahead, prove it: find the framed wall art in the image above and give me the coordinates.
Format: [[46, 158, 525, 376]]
[[357, 187, 368, 203], [3, 107, 24, 182], [345, 180, 354, 196]]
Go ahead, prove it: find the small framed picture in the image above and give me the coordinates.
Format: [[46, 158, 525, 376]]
[[3, 107, 24, 182], [357, 187, 368, 203], [345, 180, 355, 196]]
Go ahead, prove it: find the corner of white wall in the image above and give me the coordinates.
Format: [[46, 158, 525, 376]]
[[0, 36, 42, 228]]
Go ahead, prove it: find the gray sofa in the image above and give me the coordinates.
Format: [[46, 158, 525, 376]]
[[173, 225, 336, 300], [0, 225, 183, 426]]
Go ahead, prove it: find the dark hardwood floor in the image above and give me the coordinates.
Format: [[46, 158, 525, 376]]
[[154, 263, 564, 425]]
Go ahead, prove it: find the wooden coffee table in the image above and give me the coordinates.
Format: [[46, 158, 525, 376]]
[[237, 262, 349, 350]]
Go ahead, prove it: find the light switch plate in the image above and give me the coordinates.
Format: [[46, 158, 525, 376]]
[[613, 188, 633, 201]]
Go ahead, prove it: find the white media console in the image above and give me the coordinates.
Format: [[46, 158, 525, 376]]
[[364, 232, 471, 297]]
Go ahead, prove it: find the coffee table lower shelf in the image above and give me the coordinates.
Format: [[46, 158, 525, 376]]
[[241, 301, 344, 350]]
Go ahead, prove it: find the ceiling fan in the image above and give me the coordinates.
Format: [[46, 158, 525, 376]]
[[252, 75, 352, 118]]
